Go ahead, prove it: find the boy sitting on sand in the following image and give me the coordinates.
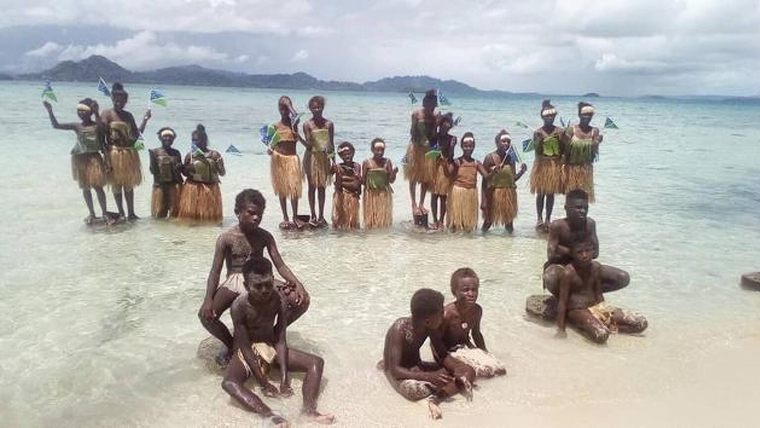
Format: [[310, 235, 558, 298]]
[[381, 288, 475, 419], [557, 240, 648, 344], [438, 268, 507, 378], [222, 257, 334, 426], [199, 189, 310, 365]]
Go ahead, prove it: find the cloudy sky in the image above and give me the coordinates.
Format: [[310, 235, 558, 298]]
[[1, 0, 759, 96]]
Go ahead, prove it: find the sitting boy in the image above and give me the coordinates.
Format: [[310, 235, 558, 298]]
[[557, 240, 648, 344], [439, 268, 507, 378], [381, 288, 475, 419], [221, 257, 334, 426]]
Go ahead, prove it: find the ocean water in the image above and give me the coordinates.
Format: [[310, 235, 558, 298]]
[[1, 81, 760, 427]]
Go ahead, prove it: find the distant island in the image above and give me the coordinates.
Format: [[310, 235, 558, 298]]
[[15, 55, 540, 97], [582, 92, 600, 98]]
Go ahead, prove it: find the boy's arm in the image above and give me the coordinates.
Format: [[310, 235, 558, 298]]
[[471, 306, 487, 351], [274, 298, 291, 394], [200, 235, 226, 320], [593, 262, 604, 303], [265, 233, 307, 305], [138, 110, 151, 134], [547, 221, 570, 262], [476, 160, 492, 179], [384, 327, 433, 383], [231, 304, 273, 389], [589, 219, 600, 259], [513, 158, 528, 181], [301, 121, 312, 149], [557, 266, 573, 332], [148, 149, 158, 175]]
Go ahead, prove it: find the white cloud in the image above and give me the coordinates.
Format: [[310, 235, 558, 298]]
[[291, 49, 309, 62], [24, 42, 62, 57]]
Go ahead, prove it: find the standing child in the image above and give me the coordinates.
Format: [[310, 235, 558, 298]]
[[331, 142, 362, 230], [270, 96, 306, 229], [222, 257, 334, 426], [302, 95, 335, 228], [481, 131, 527, 233], [199, 189, 311, 364], [43, 98, 110, 224], [438, 268, 507, 378], [381, 288, 475, 420], [99, 83, 152, 220], [405, 89, 438, 217], [556, 240, 648, 344], [178, 124, 225, 223], [445, 132, 490, 233], [430, 113, 457, 230], [531, 100, 565, 232], [362, 138, 398, 229], [564, 102, 602, 202], [148, 127, 183, 218]]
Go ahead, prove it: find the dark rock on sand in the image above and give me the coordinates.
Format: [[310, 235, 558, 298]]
[[197, 336, 229, 375], [525, 294, 558, 320], [741, 272, 760, 290]]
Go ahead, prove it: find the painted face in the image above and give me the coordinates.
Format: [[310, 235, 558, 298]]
[[338, 147, 354, 163], [244, 272, 275, 302], [372, 142, 385, 157], [160, 132, 175, 149], [236, 202, 263, 231], [454, 276, 479, 306], [572, 243, 594, 267], [565, 196, 589, 223], [461, 138, 475, 156], [112, 93, 127, 110], [497, 134, 511, 152]]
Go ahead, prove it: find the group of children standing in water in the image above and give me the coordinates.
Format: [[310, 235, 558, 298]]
[[43, 83, 646, 426]]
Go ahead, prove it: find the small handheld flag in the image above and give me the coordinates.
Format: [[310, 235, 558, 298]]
[[259, 124, 281, 148], [133, 134, 146, 151], [559, 117, 567, 128], [97, 77, 111, 97], [41, 81, 57, 102], [425, 141, 442, 160], [522, 138, 535, 152], [150, 89, 168, 107], [453, 116, 462, 127], [507, 145, 522, 164], [408, 92, 417, 104], [514, 121, 530, 129], [225, 144, 242, 155], [289, 111, 305, 124], [604, 117, 618, 129], [191, 141, 205, 157], [437, 90, 451, 106]]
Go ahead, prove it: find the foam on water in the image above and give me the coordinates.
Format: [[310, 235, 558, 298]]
[[1, 82, 760, 427]]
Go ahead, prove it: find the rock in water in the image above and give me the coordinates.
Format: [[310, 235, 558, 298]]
[[197, 336, 229, 375], [525, 295, 558, 320], [741, 272, 760, 290]]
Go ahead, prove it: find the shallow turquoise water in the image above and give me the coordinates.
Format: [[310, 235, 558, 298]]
[[1, 81, 759, 427]]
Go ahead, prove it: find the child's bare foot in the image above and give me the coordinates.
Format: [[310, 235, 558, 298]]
[[84, 214, 97, 225], [317, 218, 328, 228], [293, 218, 307, 229], [458, 376, 473, 402], [304, 410, 335, 425], [412, 205, 421, 216], [426, 399, 443, 419], [127, 213, 140, 221], [535, 219, 544, 231], [481, 221, 492, 232], [266, 414, 289, 428], [279, 220, 292, 230], [506, 222, 514, 234]]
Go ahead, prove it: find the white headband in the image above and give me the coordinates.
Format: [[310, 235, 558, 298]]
[[499, 134, 512, 141], [372, 141, 386, 149], [541, 108, 557, 117], [160, 129, 175, 138], [338, 146, 352, 153], [462, 137, 475, 144], [76, 104, 91, 112], [580, 106, 595, 115]]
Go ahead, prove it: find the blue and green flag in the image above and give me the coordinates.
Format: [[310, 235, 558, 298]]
[[408, 92, 417, 104], [522, 138, 535, 152], [437, 90, 451, 106], [150, 89, 168, 107], [604, 117, 618, 129], [259, 124, 281, 148], [41, 81, 57, 102], [134, 134, 146, 151], [97, 77, 111, 97]]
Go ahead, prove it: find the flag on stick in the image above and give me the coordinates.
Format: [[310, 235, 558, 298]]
[[604, 117, 618, 129], [259, 124, 281, 148], [522, 138, 535, 152], [150, 89, 168, 107], [97, 77, 111, 97], [134, 134, 146, 151], [41, 81, 57, 102]]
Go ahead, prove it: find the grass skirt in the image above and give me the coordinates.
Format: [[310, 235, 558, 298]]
[[151, 183, 182, 218], [332, 190, 360, 230], [108, 146, 142, 191], [71, 153, 106, 189], [450, 346, 506, 378], [530, 157, 564, 195], [563, 163, 595, 202], [403, 143, 435, 185], [270, 151, 302, 199], [363, 189, 392, 229], [432, 162, 451, 196], [177, 181, 223, 223], [303, 151, 332, 188], [447, 185, 478, 232], [488, 187, 518, 226]]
